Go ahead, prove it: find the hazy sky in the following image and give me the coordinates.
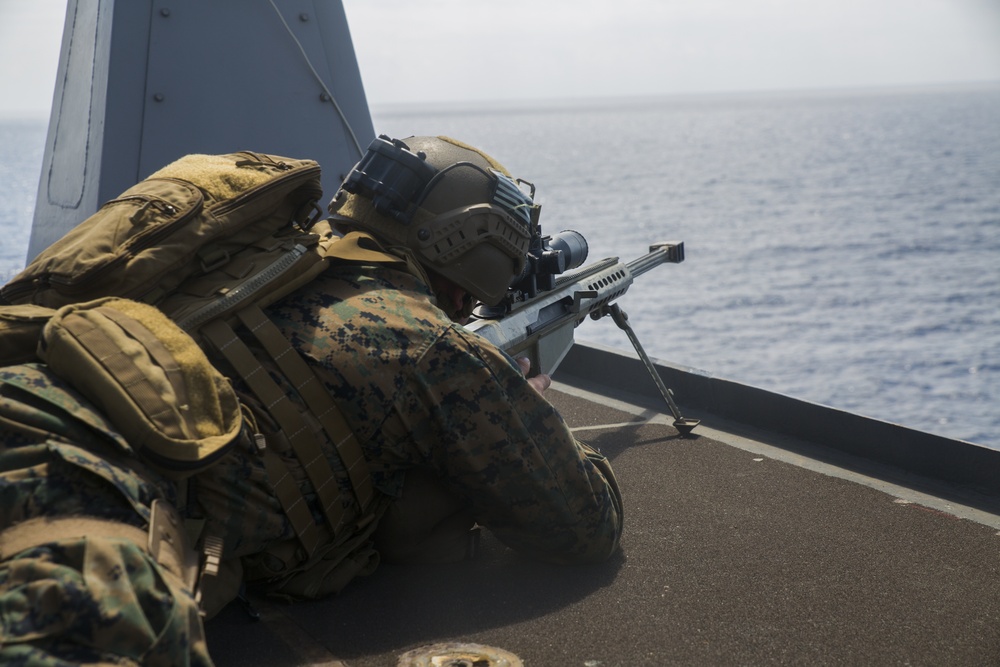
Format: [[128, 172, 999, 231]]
[[1, 0, 998, 117]]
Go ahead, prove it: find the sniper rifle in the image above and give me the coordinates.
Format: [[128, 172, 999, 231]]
[[466, 229, 701, 435]]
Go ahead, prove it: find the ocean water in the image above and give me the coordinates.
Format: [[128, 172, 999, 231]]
[[2, 85, 998, 447]]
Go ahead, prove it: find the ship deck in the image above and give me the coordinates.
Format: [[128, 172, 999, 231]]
[[205, 344, 1000, 666]]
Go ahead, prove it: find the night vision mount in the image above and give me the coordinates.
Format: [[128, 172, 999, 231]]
[[338, 135, 438, 224]]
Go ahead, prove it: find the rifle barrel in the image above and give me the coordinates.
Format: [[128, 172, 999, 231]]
[[626, 242, 685, 278], [553, 256, 620, 290]]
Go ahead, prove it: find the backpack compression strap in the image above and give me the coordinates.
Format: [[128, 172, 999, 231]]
[[237, 304, 375, 512], [193, 231, 404, 558], [201, 318, 328, 556], [201, 308, 376, 555]]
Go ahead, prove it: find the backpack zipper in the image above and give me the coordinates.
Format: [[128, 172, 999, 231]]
[[43, 187, 205, 298], [175, 243, 310, 331], [212, 159, 322, 218]]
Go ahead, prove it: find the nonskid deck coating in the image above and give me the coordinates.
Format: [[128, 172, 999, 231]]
[[206, 385, 1000, 666]]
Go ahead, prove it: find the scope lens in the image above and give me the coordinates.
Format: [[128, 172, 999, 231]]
[[548, 230, 589, 272]]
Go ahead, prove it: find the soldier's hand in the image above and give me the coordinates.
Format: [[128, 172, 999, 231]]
[[516, 357, 552, 394]]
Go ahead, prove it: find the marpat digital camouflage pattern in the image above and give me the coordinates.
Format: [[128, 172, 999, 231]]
[[0, 259, 623, 665], [0, 364, 211, 666], [261, 262, 623, 564]]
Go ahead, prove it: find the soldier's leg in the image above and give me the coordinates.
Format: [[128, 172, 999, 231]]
[[373, 468, 478, 563], [0, 365, 213, 665], [0, 534, 211, 667]]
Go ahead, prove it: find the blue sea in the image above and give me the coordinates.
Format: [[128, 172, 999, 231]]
[[2, 85, 998, 447]]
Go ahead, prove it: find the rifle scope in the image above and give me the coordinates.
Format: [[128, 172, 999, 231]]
[[476, 229, 589, 318], [512, 228, 588, 297]]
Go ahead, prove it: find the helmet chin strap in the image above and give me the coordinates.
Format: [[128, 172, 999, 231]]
[[427, 272, 474, 324]]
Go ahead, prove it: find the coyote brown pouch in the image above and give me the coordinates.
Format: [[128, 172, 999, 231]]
[[39, 297, 242, 478], [0, 304, 55, 365]]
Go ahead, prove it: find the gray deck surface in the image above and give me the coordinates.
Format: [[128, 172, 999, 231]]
[[206, 384, 1000, 666]]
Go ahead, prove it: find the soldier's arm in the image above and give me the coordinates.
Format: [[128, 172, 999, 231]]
[[391, 325, 623, 564]]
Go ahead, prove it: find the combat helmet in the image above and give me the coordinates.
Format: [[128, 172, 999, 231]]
[[328, 135, 536, 305]]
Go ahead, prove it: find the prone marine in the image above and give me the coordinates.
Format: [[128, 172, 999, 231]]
[[0, 135, 623, 666]]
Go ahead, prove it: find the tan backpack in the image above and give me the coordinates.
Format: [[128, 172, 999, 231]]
[[1, 151, 403, 570], [2, 152, 324, 310], [1, 151, 327, 475]]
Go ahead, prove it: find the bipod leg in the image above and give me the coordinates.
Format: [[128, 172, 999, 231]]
[[601, 303, 700, 435]]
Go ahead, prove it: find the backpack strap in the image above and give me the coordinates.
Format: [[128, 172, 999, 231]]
[[200, 318, 327, 556], [259, 444, 324, 557], [321, 230, 408, 268], [201, 311, 374, 553], [236, 305, 375, 512], [321, 229, 433, 282]]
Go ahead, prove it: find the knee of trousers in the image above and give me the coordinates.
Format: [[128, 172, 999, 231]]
[[0, 532, 212, 667], [374, 468, 478, 564]]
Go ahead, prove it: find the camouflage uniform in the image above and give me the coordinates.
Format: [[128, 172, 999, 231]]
[[0, 253, 623, 664], [253, 260, 623, 564], [0, 364, 212, 667]]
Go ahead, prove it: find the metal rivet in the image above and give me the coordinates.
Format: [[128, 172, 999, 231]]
[[299, 13, 310, 22], [319, 92, 331, 102], [417, 229, 431, 241], [153, 93, 165, 102], [160, 8, 170, 17]]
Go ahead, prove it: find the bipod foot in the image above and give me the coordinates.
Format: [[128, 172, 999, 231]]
[[602, 303, 699, 436], [672, 417, 701, 436]]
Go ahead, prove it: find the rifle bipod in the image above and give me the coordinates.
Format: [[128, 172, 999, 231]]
[[598, 303, 700, 436]]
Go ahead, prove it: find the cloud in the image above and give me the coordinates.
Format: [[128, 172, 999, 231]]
[[344, 0, 1000, 104]]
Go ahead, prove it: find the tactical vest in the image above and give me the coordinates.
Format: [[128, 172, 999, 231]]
[[0, 152, 413, 598]]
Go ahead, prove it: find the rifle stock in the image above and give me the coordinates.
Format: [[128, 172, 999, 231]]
[[466, 241, 685, 376]]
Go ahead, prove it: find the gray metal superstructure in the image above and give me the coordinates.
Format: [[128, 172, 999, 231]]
[[28, 0, 373, 259]]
